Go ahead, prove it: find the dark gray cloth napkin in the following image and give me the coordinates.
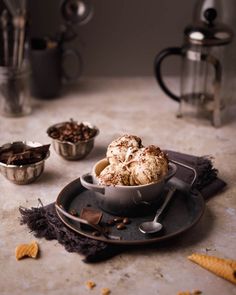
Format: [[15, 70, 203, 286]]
[[19, 150, 226, 263]]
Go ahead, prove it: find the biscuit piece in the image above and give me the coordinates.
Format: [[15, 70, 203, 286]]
[[188, 253, 236, 284], [15, 241, 39, 260], [101, 288, 111, 295], [86, 281, 96, 289]]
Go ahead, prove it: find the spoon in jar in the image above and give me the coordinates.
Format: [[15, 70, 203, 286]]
[[139, 186, 176, 234]]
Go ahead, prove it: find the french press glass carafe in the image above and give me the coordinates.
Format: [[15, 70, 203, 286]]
[[154, 8, 233, 127]]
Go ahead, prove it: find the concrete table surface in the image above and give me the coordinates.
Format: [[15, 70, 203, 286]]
[[0, 78, 235, 295]]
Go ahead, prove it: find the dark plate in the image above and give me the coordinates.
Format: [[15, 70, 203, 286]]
[[55, 178, 205, 245]]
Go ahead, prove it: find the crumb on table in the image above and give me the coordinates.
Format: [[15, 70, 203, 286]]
[[177, 291, 202, 295], [101, 287, 111, 295], [86, 280, 96, 289]]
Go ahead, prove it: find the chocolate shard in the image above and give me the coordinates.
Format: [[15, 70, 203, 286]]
[[0, 144, 50, 165], [80, 207, 103, 225]]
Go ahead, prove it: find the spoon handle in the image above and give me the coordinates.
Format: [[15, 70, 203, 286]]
[[55, 204, 121, 240], [154, 187, 176, 223]]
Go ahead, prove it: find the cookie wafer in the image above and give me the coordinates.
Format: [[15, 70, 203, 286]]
[[188, 253, 236, 284], [15, 241, 39, 260]]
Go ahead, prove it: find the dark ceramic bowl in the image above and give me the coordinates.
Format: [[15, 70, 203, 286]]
[[80, 158, 177, 216]]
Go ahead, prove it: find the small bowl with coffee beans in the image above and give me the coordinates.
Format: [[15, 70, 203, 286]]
[[47, 119, 99, 160]]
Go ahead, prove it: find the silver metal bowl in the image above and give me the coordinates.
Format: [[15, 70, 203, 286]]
[[0, 141, 50, 185], [47, 121, 99, 160]]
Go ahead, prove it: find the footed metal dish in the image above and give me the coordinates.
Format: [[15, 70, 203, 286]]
[[0, 141, 50, 184], [47, 121, 99, 160]]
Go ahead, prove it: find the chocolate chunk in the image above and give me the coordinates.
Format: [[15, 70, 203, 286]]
[[80, 207, 103, 225], [0, 144, 50, 165]]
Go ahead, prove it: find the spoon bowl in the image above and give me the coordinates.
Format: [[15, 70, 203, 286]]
[[139, 187, 176, 234], [139, 220, 163, 234]]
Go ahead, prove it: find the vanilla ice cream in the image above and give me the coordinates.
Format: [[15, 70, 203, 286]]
[[129, 145, 168, 185], [106, 134, 143, 165], [98, 163, 132, 186], [99, 135, 169, 186]]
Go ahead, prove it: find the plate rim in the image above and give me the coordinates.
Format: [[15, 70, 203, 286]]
[[55, 177, 206, 245]]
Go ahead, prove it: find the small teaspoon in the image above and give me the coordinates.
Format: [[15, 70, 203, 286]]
[[139, 187, 176, 234]]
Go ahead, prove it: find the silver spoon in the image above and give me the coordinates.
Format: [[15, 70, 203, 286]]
[[139, 187, 176, 234], [55, 204, 121, 240]]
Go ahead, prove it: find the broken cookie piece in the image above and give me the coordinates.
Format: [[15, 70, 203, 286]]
[[15, 241, 39, 260], [86, 280, 96, 289], [101, 288, 111, 295]]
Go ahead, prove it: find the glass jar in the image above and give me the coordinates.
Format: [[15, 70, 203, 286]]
[[0, 64, 31, 117]]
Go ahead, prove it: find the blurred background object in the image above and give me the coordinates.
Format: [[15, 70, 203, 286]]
[[154, 3, 233, 127], [193, 0, 236, 109], [0, 0, 31, 116], [1, 0, 235, 102], [29, 37, 82, 98], [24, 0, 235, 77], [28, 0, 92, 98]]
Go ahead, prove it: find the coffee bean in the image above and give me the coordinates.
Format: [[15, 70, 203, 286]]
[[48, 120, 97, 143], [123, 217, 131, 225], [69, 209, 77, 216], [107, 219, 115, 226], [116, 223, 126, 230], [113, 217, 123, 223], [92, 231, 101, 236]]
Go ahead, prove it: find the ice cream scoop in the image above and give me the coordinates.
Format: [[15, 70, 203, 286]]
[[98, 163, 132, 186], [106, 134, 143, 165], [130, 145, 168, 185]]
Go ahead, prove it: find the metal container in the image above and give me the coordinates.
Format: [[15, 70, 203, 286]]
[[0, 141, 50, 184], [80, 158, 177, 216], [47, 121, 99, 160]]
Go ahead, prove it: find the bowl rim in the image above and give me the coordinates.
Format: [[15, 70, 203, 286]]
[[47, 121, 99, 145], [91, 158, 177, 189], [0, 141, 50, 168]]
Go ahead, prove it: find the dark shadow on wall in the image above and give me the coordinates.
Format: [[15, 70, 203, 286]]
[[27, 0, 193, 76], [8, 0, 236, 77]]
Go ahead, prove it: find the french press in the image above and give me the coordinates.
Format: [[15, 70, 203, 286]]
[[154, 8, 233, 127]]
